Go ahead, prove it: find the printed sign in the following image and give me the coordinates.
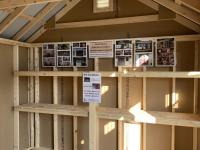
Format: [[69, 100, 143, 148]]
[[83, 72, 101, 103], [89, 40, 113, 58]]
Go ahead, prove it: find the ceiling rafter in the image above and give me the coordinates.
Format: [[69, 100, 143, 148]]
[[27, 0, 81, 42], [151, 0, 200, 26], [0, 0, 63, 9], [13, 2, 60, 40], [138, 0, 200, 33], [0, 6, 27, 34], [175, 0, 200, 13]]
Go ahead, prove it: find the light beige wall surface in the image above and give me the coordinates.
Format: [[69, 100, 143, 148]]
[[0, 44, 14, 150]]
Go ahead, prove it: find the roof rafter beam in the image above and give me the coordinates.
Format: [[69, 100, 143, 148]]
[[13, 2, 60, 40], [0, 0, 63, 9], [53, 14, 161, 30], [151, 0, 200, 25], [0, 6, 27, 34], [175, 0, 200, 13], [27, 0, 81, 42]]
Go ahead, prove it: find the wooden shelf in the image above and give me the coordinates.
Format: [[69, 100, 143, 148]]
[[15, 71, 200, 78], [15, 103, 200, 128]]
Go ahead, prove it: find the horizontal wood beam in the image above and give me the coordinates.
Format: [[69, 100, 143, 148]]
[[54, 15, 160, 29], [0, 0, 63, 9], [14, 103, 200, 128], [0, 38, 32, 47], [15, 103, 88, 117], [176, 0, 200, 13], [152, 0, 200, 25], [15, 71, 200, 79]]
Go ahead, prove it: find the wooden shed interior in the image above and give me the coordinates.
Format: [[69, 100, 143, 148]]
[[0, 0, 200, 150]]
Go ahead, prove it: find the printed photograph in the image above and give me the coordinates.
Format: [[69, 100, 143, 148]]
[[135, 53, 153, 67], [47, 44, 55, 49], [58, 43, 70, 50], [43, 49, 55, 57], [92, 83, 100, 89], [43, 57, 55, 66], [58, 51, 70, 56], [84, 77, 90, 82], [135, 40, 153, 52]]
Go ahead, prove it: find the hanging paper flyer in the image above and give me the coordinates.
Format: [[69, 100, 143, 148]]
[[83, 72, 101, 103]]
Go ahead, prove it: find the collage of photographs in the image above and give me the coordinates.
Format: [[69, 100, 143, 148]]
[[72, 42, 88, 67], [115, 40, 133, 67], [42, 44, 56, 67], [156, 38, 175, 66], [57, 43, 72, 67], [134, 39, 154, 67], [42, 37, 176, 68]]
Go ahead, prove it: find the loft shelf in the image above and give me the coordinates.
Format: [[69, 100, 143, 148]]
[[15, 103, 200, 128], [15, 71, 200, 78]]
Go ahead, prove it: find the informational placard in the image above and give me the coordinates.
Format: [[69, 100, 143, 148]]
[[156, 38, 176, 67], [72, 42, 88, 67], [57, 43, 72, 67], [42, 43, 56, 67], [134, 39, 154, 67], [89, 40, 113, 58], [115, 39, 133, 67], [83, 72, 101, 103]]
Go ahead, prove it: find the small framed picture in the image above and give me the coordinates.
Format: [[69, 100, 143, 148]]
[[156, 38, 176, 67], [134, 38, 154, 67], [115, 39, 133, 67], [57, 43, 72, 67], [42, 43, 56, 67]]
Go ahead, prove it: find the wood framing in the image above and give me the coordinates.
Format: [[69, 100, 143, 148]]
[[137, 0, 159, 11], [73, 67, 78, 150], [0, 0, 63, 9], [54, 15, 160, 29], [118, 67, 123, 150], [13, 2, 60, 40], [176, 0, 200, 13], [28, 47, 35, 147], [53, 68, 58, 150], [27, 0, 81, 42], [152, 0, 200, 25], [142, 67, 147, 150], [34, 47, 40, 148], [15, 70, 200, 78], [0, 6, 27, 34], [193, 41, 199, 150], [14, 103, 200, 128], [13, 45, 19, 150]]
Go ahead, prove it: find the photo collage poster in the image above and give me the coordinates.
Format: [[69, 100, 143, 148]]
[[42, 43, 56, 67], [57, 43, 72, 67], [134, 39, 154, 67], [72, 42, 88, 67], [115, 39, 133, 67], [156, 38, 175, 66], [89, 40, 113, 58]]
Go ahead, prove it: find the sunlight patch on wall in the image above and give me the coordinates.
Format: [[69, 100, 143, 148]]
[[101, 85, 109, 95], [104, 121, 116, 135]]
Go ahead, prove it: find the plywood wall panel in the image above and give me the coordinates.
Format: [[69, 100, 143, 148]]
[[0, 44, 14, 150], [175, 126, 193, 150], [78, 117, 89, 150], [19, 112, 29, 150], [58, 77, 73, 105], [40, 114, 53, 148], [146, 78, 172, 112], [146, 124, 171, 150]]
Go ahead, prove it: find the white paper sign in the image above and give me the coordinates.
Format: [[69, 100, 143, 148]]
[[83, 72, 101, 103], [89, 40, 113, 58]]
